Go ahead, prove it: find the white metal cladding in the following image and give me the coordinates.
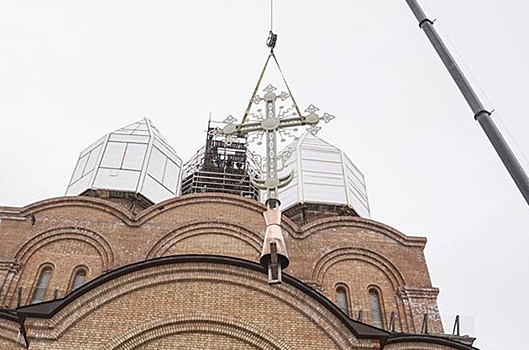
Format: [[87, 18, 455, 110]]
[[272, 133, 370, 218], [65, 118, 183, 203]]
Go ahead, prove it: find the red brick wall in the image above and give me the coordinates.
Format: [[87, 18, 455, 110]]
[[20, 261, 380, 349], [0, 193, 444, 340]]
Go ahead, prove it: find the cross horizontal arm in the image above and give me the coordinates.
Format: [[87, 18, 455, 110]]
[[233, 116, 314, 135]]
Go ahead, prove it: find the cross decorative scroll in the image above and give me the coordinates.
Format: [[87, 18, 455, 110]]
[[211, 83, 334, 284], [211, 84, 335, 206]]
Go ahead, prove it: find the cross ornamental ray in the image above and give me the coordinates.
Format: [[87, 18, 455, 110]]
[[210, 83, 335, 207]]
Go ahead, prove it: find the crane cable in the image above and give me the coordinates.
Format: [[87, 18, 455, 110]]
[[239, 0, 304, 127]]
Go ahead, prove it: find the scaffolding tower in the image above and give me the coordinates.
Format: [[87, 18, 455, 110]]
[[181, 125, 261, 200]]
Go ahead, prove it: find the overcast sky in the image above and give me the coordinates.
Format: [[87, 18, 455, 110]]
[[1, 1, 528, 349]]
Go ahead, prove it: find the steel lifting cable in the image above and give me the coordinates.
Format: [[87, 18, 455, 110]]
[[271, 52, 304, 121], [239, 0, 304, 127], [240, 53, 272, 127], [240, 51, 304, 127]]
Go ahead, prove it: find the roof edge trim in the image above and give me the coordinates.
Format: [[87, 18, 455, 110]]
[[15, 254, 389, 340], [384, 333, 479, 350]]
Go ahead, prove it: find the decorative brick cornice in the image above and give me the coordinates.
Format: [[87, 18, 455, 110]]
[[0, 193, 296, 230], [1, 194, 429, 248]]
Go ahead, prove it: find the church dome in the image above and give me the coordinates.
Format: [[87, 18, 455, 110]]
[[276, 132, 370, 220], [65, 118, 183, 204]]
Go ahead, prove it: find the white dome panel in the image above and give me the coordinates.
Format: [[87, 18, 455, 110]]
[[275, 133, 370, 218], [66, 118, 182, 204], [93, 168, 141, 191]]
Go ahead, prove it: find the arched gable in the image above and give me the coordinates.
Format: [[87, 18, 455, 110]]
[[16, 255, 387, 349]]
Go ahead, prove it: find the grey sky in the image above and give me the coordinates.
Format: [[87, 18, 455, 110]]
[[1, 1, 528, 349]]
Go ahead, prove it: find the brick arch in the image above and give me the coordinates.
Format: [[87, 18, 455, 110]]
[[146, 221, 262, 259], [103, 314, 291, 350], [14, 227, 114, 270], [312, 247, 406, 290]]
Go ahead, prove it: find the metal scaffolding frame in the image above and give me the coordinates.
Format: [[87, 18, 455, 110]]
[[181, 126, 261, 200]]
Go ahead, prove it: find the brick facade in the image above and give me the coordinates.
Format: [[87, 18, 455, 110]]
[[0, 193, 476, 349]]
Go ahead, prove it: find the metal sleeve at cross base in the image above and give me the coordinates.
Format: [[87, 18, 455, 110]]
[[404, 0, 529, 206]]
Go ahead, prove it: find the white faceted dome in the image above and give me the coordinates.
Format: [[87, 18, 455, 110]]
[[275, 133, 370, 218], [66, 118, 183, 203]]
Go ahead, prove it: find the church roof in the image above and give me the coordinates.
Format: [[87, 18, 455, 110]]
[[65, 118, 183, 203], [8, 254, 478, 350], [13, 254, 389, 339], [0, 308, 17, 322]]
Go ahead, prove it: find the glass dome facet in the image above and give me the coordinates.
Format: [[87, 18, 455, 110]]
[[65, 118, 182, 203], [275, 133, 370, 218]]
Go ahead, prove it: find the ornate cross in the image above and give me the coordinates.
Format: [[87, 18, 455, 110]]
[[211, 83, 334, 283], [213, 84, 334, 206]]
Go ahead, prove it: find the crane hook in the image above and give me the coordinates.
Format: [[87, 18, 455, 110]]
[[267, 30, 277, 51]]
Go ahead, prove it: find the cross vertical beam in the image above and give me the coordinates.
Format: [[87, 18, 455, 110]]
[[265, 99, 279, 206]]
